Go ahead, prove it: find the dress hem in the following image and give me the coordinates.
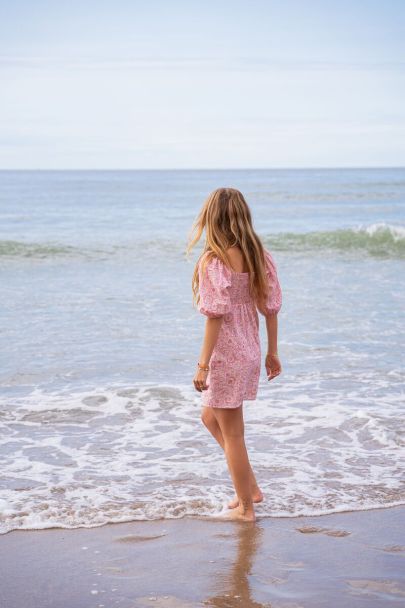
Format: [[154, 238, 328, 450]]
[[203, 401, 243, 409]]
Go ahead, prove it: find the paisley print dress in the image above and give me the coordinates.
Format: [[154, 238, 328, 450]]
[[198, 249, 282, 409]]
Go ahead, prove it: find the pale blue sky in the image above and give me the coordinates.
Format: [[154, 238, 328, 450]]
[[1, 0, 404, 168]]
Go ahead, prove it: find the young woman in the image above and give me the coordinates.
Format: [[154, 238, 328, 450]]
[[187, 187, 282, 522]]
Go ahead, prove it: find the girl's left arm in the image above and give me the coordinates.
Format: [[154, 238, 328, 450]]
[[193, 317, 223, 392]]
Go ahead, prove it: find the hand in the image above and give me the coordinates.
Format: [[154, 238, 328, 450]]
[[265, 353, 282, 381], [193, 367, 209, 392]]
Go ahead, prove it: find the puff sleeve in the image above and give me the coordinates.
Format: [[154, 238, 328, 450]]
[[198, 255, 232, 318], [262, 249, 282, 316]]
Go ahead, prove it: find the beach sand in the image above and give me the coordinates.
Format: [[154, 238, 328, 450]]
[[1, 506, 404, 608]]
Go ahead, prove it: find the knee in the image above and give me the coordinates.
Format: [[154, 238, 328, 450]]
[[222, 424, 245, 441], [201, 408, 215, 429]]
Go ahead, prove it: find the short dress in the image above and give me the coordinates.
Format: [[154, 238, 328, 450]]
[[197, 248, 282, 409]]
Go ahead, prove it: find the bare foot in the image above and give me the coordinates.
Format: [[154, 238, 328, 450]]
[[228, 489, 263, 510], [222, 507, 256, 522]]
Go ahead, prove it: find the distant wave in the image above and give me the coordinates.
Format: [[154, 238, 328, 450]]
[[0, 239, 174, 260], [0, 240, 85, 259], [265, 223, 405, 257], [1, 223, 404, 261]]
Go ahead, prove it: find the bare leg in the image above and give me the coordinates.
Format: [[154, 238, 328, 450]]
[[201, 406, 263, 508], [211, 405, 256, 521]]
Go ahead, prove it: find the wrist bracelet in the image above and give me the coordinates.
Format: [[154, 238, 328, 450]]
[[197, 362, 210, 371]]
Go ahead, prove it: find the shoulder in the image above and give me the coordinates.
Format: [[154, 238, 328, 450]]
[[263, 247, 276, 263], [199, 251, 229, 270], [263, 248, 279, 273], [198, 251, 232, 282]]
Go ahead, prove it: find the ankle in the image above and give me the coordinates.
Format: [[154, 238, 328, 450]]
[[239, 498, 254, 514]]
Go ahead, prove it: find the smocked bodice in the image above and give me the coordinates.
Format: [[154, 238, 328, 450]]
[[229, 273, 254, 306], [197, 251, 281, 318]]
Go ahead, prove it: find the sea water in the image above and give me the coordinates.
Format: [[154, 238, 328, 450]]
[[0, 168, 404, 533]]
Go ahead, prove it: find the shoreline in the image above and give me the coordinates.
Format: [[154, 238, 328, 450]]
[[3, 501, 405, 537], [1, 506, 404, 607]]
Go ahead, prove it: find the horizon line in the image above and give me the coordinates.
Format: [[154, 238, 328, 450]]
[[0, 165, 404, 172]]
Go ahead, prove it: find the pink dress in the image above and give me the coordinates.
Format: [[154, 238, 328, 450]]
[[198, 249, 282, 409]]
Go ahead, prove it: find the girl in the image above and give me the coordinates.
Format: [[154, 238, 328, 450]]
[[187, 187, 282, 522]]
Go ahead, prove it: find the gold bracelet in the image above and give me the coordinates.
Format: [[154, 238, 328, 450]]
[[197, 362, 210, 371]]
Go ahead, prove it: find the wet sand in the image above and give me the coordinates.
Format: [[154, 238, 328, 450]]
[[1, 507, 404, 608]]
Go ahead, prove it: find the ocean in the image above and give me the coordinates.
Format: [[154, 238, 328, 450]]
[[0, 168, 404, 533]]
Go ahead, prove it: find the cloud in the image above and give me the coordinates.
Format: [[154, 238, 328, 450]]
[[0, 55, 404, 73]]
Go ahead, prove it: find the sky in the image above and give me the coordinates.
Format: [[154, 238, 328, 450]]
[[0, 0, 404, 169]]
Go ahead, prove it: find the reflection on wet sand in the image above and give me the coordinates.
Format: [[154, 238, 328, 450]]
[[204, 523, 268, 607]]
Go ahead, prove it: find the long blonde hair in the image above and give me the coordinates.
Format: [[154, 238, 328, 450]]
[[186, 187, 270, 312]]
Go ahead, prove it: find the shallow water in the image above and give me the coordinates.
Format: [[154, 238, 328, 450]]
[[0, 169, 404, 533]]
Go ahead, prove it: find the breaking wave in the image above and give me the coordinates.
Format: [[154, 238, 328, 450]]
[[1, 223, 404, 262], [265, 223, 405, 257]]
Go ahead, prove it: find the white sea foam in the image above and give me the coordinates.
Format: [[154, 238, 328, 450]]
[[357, 222, 405, 240], [1, 372, 404, 534]]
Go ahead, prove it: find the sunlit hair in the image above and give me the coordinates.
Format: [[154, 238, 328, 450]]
[[186, 187, 270, 313]]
